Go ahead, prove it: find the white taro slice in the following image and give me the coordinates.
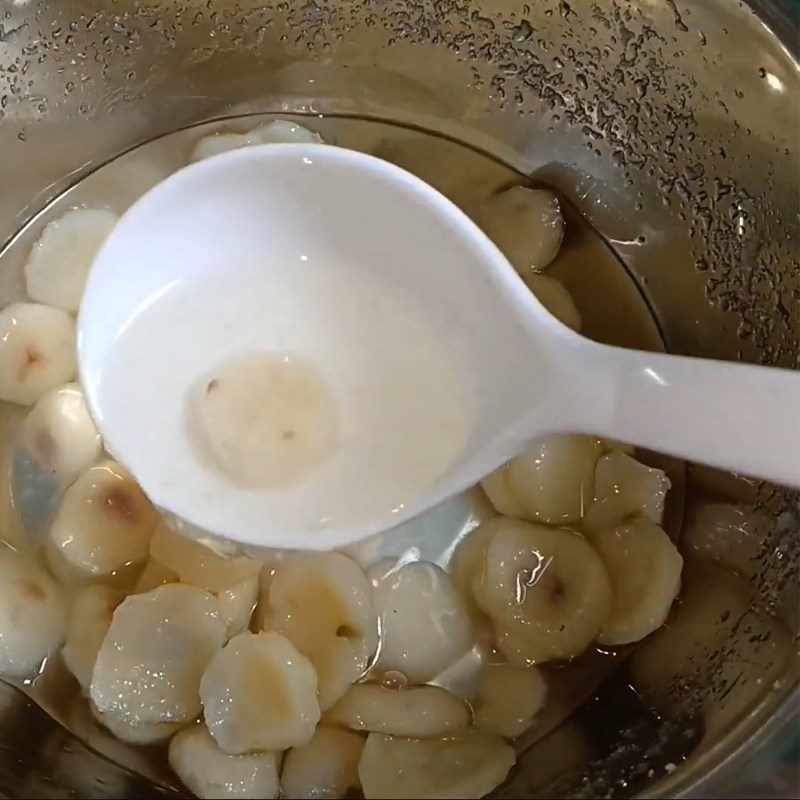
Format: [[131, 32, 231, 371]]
[[169, 723, 280, 799], [268, 552, 378, 709], [281, 726, 365, 800], [200, 630, 321, 753], [90, 583, 226, 727], [358, 730, 515, 799]]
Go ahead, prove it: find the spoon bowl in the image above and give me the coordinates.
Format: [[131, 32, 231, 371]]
[[78, 144, 800, 549]]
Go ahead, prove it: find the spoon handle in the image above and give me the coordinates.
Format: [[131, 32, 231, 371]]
[[569, 342, 800, 488]]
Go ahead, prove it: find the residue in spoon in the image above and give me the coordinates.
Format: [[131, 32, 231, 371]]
[[188, 353, 338, 489]]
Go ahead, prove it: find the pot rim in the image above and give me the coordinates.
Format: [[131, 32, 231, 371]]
[[662, 684, 799, 797], [746, 0, 799, 54]]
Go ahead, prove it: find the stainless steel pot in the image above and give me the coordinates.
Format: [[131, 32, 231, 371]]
[[0, 0, 797, 797]]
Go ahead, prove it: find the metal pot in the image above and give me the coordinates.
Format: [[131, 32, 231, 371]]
[[0, 0, 796, 797]]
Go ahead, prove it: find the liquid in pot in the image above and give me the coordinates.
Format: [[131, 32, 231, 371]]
[[0, 114, 785, 799]]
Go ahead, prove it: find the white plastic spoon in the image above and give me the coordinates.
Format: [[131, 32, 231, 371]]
[[78, 144, 800, 550]]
